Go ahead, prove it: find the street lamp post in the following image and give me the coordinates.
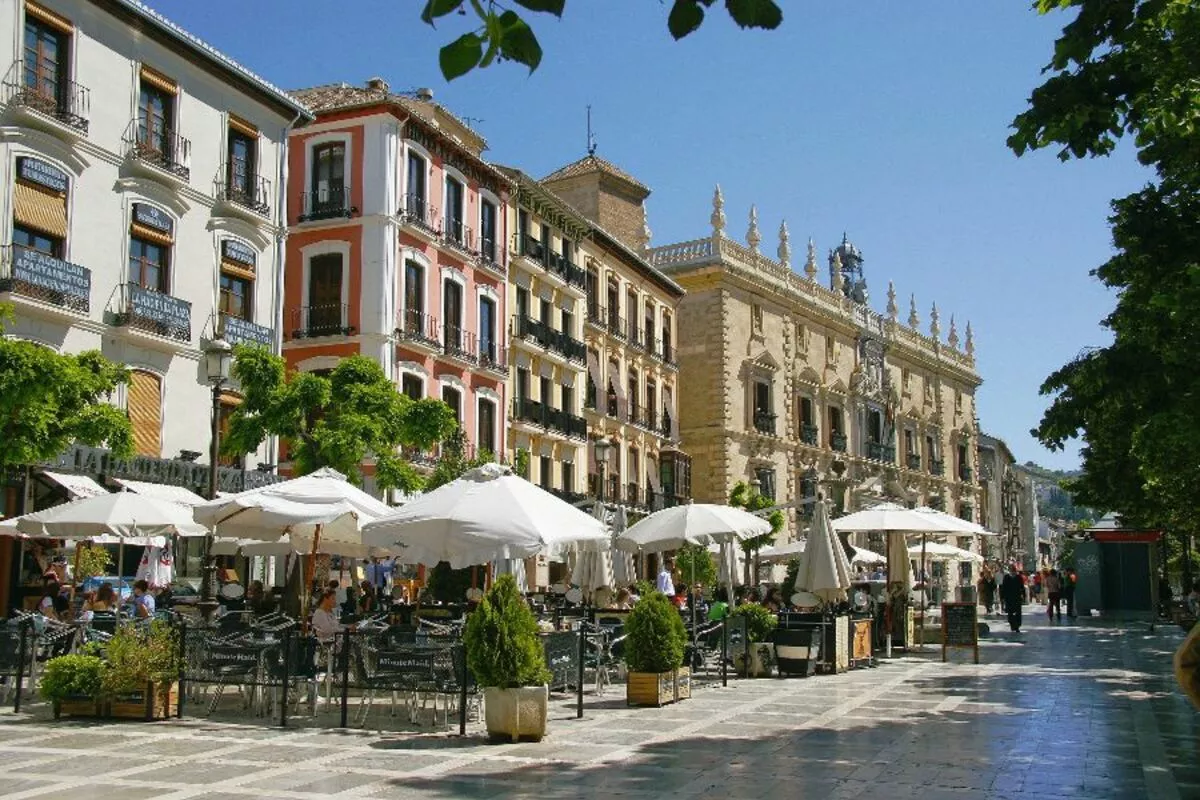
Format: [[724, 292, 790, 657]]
[[593, 437, 611, 505], [198, 337, 233, 622]]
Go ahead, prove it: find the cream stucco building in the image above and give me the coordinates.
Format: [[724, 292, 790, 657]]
[[647, 188, 982, 547]]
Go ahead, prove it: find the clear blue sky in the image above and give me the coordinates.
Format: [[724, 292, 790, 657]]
[[155, 0, 1149, 470]]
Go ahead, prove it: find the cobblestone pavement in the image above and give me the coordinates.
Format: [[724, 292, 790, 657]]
[[0, 608, 1196, 800]]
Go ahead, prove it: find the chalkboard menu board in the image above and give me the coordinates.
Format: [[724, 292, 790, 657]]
[[941, 602, 979, 663]]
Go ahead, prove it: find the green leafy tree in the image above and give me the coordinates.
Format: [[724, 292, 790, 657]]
[[0, 312, 133, 468], [729, 480, 783, 583], [223, 348, 457, 491], [463, 573, 551, 688], [422, 0, 784, 80], [1011, 1, 1200, 559], [673, 543, 717, 590]]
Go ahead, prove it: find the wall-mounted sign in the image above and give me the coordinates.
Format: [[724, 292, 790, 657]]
[[221, 239, 256, 268], [12, 248, 90, 299], [221, 314, 273, 348], [133, 203, 174, 236], [17, 157, 68, 193], [129, 284, 190, 333]]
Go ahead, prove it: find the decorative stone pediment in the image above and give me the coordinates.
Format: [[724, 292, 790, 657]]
[[748, 349, 781, 373]]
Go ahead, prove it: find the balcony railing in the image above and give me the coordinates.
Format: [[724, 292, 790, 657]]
[[2, 62, 89, 133], [477, 238, 506, 276], [587, 303, 604, 326], [931, 458, 945, 476], [111, 282, 191, 342], [515, 315, 586, 362], [830, 432, 847, 452], [663, 341, 677, 366], [443, 217, 476, 255], [511, 398, 587, 439], [478, 341, 508, 374], [399, 194, 441, 236], [753, 411, 777, 435], [123, 120, 190, 180], [299, 185, 355, 222], [607, 313, 626, 340], [627, 402, 644, 428], [512, 234, 585, 288], [215, 165, 271, 217], [628, 323, 644, 349], [286, 303, 354, 340], [0, 245, 90, 312], [799, 423, 818, 445], [442, 323, 478, 364], [661, 411, 675, 438], [866, 441, 896, 463], [396, 308, 440, 348], [906, 452, 922, 470]]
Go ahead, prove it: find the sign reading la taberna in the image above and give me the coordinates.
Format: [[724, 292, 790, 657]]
[[130, 284, 190, 331], [12, 247, 90, 299]]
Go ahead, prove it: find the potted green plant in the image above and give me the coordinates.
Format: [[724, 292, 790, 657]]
[[624, 590, 688, 706], [102, 620, 181, 720], [463, 574, 552, 742], [40, 654, 106, 718], [730, 603, 778, 677]]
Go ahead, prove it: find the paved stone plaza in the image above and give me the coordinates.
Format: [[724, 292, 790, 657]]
[[0, 610, 1196, 800]]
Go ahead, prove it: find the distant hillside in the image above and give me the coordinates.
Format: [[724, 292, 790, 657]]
[[1018, 462, 1099, 523]]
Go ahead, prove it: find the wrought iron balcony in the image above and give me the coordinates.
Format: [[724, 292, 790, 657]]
[[906, 452, 922, 470], [931, 458, 945, 476], [830, 432, 848, 452], [585, 379, 597, 410], [662, 341, 677, 367], [123, 120, 190, 181], [0, 245, 90, 312], [396, 308, 440, 348], [476, 238, 506, 277], [628, 323, 644, 349], [399, 194, 441, 235], [299, 185, 355, 222], [2, 61, 89, 133], [215, 165, 271, 217], [443, 217, 476, 255], [753, 411, 777, 435], [587, 303, 604, 326], [511, 397, 586, 439], [866, 441, 896, 463], [286, 303, 354, 340], [442, 323, 478, 364], [627, 402, 644, 428], [111, 282, 191, 342], [513, 232, 545, 263], [607, 312, 627, 340], [661, 411, 675, 438], [799, 423, 818, 445], [478, 341, 508, 375]]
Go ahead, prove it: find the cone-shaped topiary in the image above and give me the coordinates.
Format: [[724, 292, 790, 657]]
[[625, 590, 687, 673], [464, 573, 552, 689]]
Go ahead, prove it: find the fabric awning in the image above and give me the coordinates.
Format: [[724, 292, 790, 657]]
[[112, 478, 208, 507], [40, 471, 109, 500]]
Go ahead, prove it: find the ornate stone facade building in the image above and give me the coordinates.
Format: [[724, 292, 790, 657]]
[[647, 188, 982, 543], [977, 432, 1030, 563]]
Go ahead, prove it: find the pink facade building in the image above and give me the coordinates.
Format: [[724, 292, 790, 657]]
[[284, 80, 510, 491]]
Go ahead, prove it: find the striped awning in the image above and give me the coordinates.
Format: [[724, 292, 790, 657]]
[[13, 182, 67, 239]]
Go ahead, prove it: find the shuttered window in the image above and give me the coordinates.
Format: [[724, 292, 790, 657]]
[[128, 370, 162, 457], [13, 180, 66, 240]]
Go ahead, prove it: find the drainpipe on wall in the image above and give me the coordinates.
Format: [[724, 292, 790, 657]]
[[270, 110, 305, 473]]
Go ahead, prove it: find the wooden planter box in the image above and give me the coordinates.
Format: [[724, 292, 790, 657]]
[[627, 668, 689, 707], [52, 683, 177, 722]]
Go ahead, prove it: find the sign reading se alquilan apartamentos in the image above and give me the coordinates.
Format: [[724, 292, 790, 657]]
[[12, 247, 90, 300]]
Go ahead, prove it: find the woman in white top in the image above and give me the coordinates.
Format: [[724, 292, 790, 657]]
[[311, 589, 351, 643]]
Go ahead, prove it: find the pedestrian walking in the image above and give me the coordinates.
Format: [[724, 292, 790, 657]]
[[1032, 570, 1044, 604], [1000, 564, 1025, 633], [978, 568, 997, 615], [1063, 568, 1078, 617], [1045, 569, 1063, 621]]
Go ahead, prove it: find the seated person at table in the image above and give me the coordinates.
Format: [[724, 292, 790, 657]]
[[870, 566, 886, 581], [762, 587, 783, 613], [672, 584, 688, 609], [132, 580, 156, 618], [246, 580, 276, 615], [358, 581, 377, 614], [612, 588, 633, 610], [38, 580, 64, 621], [311, 589, 355, 642]]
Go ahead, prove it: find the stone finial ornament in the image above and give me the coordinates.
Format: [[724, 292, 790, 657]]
[[778, 220, 791, 267], [747, 205, 761, 252], [642, 216, 653, 252], [965, 321, 975, 356], [804, 238, 818, 280], [832, 251, 844, 293], [886, 281, 898, 320], [908, 294, 919, 328], [948, 315, 959, 349], [930, 303, 941, 340], [711, 184, 726, 237]]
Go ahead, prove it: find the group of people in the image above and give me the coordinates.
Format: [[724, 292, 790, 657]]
[[37, 575, 158, 623], [978, 564, 1077, 631]]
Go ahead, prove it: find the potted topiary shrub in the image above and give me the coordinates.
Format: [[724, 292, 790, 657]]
[[102, 620, 181, 720], [40, 654, 106, 718], [730, 603, 778, 677], [624, 590, 688, 706], [463, 573, 552, 742]]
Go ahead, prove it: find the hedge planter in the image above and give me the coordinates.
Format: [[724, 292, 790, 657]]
[[734, 643, 776, 677], [52, 683, 178, 722], [627, 667, 690, 707], [53, 696, 103, 720], [484, 685, 548, 743]]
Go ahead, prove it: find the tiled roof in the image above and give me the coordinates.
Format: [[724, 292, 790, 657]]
[[111, 0, 311, 119], [542, 154, 649, 194]]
